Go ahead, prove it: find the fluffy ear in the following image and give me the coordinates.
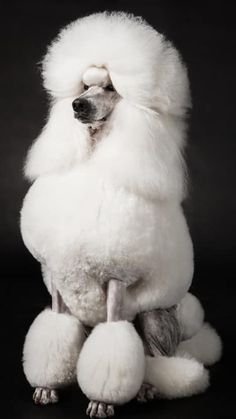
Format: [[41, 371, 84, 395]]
[[24, 98, 90, 181], [91, 100, 187, 201]]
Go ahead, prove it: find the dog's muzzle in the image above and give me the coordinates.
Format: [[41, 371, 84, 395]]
[[72, 98, 95, 123]]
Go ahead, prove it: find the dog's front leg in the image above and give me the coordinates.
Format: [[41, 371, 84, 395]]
[[25, 273, 85, 407], [80, 278, 145, 418], [51, 278, 70, 314], [86, 279, 125, 418], [106, 279, 125, 322], [32, 279, 68, 405]]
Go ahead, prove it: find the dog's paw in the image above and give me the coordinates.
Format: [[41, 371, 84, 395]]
[[33, 387, 59, 405], [136, 383, 160, 403], [86, 400, 114, 418]]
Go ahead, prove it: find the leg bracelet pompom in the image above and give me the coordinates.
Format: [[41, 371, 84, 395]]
[[77, 320, 145, 404], [177, 322, 223, 366], [23, 308, 85, 388], [177, 293, 205, 340], [144, 355, 209, 399]]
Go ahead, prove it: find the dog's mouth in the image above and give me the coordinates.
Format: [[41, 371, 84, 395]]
[[72, 96, 110, 125], [74, 108, 112, 146], [72, 92, 117, 149], [74, 113, 107, 124]]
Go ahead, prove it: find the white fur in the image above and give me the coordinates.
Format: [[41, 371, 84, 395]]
[[20, 12, 194, 326], [20, 12, 222, 404], [23, 98, 90, 182], [42, 12, 190, 114], [177, 322, 222, 366], [82, 66, 110, 86], [145, 355, 209, 399], [177, 292, 205, 339], [23, 308, 85, 388], [77, 321, 145, 404]]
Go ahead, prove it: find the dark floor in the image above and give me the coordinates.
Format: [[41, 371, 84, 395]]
[[1, 1, 236, 418]]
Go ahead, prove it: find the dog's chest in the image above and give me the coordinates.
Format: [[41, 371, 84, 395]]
[[21, 170, 160, 268], [49, 253, 141, 326]]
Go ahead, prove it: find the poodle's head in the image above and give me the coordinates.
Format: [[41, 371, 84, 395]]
[[72, 66, 120, 134], [42, 11, 190, 114], [25, 11, 191, 201]]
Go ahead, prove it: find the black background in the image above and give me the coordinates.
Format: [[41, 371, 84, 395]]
[[1, 1, 235, 418]]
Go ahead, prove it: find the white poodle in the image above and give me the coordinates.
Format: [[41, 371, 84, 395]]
[[20, 11, 222, 417]]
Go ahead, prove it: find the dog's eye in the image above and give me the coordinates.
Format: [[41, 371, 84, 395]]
[[83, 84, 89, 91], [105, 84, 115, 91]]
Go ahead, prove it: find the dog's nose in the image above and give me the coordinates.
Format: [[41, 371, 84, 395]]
[[72, 98, 90, 115]]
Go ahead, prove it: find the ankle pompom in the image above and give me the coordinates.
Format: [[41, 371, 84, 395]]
[[23, 308, 85, 388], [177, 322, 222, 366], [77, 320, 145, 404]]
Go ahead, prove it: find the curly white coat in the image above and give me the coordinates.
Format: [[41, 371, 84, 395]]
[[21, 12, 222, 405], [20, 11, 193, 327]]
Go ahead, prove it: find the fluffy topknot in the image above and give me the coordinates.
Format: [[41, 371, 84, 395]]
[[42, 11, 190, 116]]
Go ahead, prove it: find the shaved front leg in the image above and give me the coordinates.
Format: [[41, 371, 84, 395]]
[[107, 279, 125, 322], [51, 279, 70, 314], [33, 275, 70, 405], [86, 279, 126, 417]]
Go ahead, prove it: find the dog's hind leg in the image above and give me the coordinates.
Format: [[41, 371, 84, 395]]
[[23, 268, 85, 405], [136, 306, 182, 357], [136, 306, 182, 402], [136, 306, 209, 401], [77, 279, 145, 417]]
